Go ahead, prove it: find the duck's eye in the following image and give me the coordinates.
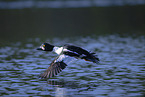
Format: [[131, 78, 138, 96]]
[[43, 45, 45, 47]]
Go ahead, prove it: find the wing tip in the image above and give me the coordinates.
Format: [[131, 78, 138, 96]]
[[40, 61, 67, 79]]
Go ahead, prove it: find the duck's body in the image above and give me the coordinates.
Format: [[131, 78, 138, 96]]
[[37, 43, 99, 79]]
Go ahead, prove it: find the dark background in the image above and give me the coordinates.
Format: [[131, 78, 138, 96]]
[[0, 1, 145, 44]]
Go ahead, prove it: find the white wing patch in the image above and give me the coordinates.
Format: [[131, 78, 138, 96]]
[[54, 47, 79, 64], [55, 54, 77, 65], [55, 54, 66, 62]]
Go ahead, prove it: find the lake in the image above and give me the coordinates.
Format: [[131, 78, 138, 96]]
[[0, 35, 145, 97]]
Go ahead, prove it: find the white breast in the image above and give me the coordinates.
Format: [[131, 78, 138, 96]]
[[53, 47, 63, 55]]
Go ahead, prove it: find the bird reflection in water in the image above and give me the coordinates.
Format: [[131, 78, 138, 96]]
[[55, 87, 67, 97]]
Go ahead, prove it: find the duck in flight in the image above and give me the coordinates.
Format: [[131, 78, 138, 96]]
[[37, 43, 99, 79]]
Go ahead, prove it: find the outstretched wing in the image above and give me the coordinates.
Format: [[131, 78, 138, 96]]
[[40, 54, 74, 79], [63, 44, 99, 63], [40, 60, 67, 79]]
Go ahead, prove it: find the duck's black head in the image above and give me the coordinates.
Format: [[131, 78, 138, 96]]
[[37, 43, 54, 51]]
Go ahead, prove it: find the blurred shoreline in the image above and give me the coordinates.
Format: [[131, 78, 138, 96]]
[[0, 0, 145, 9], [0, 5, 145, 45]]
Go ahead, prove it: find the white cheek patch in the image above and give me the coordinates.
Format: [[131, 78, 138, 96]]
[[42, 47, 45, 50], [40, 46, 45, 50]]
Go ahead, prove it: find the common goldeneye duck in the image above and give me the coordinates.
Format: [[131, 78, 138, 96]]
[[37, 43, 99, 79]]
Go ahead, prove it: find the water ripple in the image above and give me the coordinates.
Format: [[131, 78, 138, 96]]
[[0, 35, 145, 97]]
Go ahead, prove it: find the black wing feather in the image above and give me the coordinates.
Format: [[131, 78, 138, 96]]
[[64, 44, 99, 63], [40, 61, 67, 79], [64, 44, 89, 55], [40, 54, 68, 79]]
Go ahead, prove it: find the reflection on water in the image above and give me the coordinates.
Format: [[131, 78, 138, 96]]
[[0, 35, 145, 97]]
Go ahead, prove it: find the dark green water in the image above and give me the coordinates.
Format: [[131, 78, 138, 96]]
[[0, 35, 145, 97]]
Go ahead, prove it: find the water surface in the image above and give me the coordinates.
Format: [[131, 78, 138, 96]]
[[0, 35, 145, 97]]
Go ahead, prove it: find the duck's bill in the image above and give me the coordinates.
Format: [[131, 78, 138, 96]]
[[37, 47, 43, 50]]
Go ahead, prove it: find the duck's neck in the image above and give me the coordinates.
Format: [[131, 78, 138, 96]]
[[53, 46, 63, 55]]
